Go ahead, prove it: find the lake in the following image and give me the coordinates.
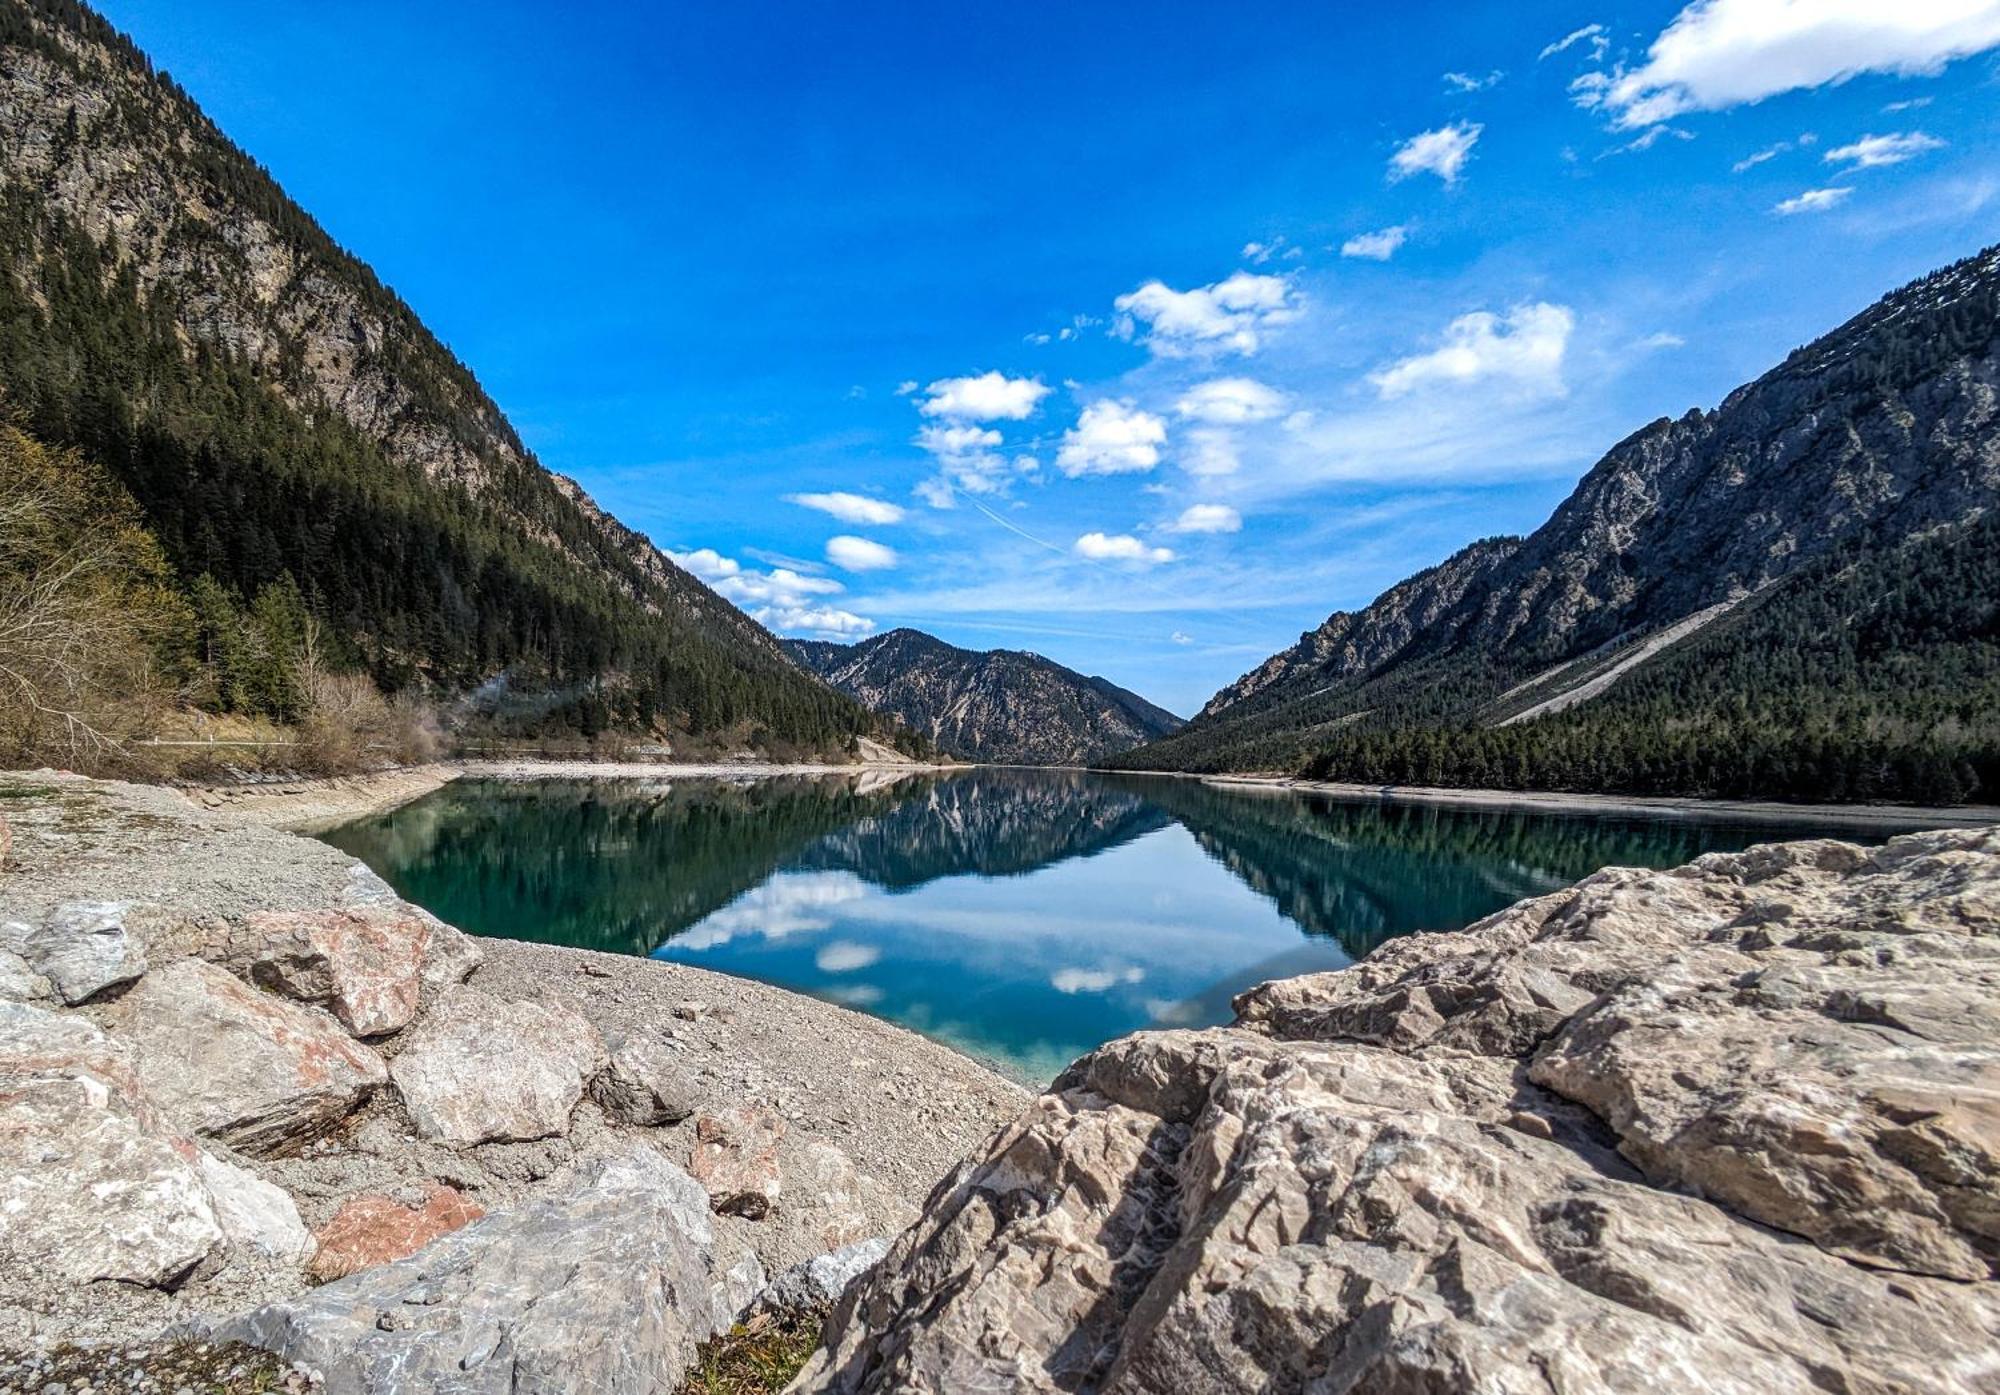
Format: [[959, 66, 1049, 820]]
[[320, 770, 1911, 1082]]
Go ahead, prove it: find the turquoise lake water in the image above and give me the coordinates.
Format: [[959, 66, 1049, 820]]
[[320, 770, 1911, 1081]]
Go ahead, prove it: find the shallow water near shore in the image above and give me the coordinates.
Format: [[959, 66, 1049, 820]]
[[320, 769, 1922, 1082]]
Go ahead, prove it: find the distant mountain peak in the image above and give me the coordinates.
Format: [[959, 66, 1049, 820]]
[[788, 629, 1182, 765]]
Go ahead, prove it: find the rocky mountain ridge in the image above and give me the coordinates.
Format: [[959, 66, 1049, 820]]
[[0, 0, 883, 751], [1120, 242, 2000, 787], [787, 628, 1182, 765]]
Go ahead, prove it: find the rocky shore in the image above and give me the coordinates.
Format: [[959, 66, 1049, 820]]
[[6, 767, 1997, 1394], [0, 771, 1023, 1391], [794, 826, 2000, 1393]]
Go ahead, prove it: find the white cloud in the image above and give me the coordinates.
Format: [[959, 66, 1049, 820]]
[[1341, 225, 1410, 260], [1638, 330, 1687, 350], [1442, 69, 1504, 91], [1173, 377, 1285, 424], [826, 535, 898, 571], [1774, 185, 1853, 214], [1539, 22, 1608, 61], [1369, 302, 1575, 399], [894, 380, 919, 395], [1112, 271, 1298, 356], [668, 546, 873, 637], [1732, 139, 1794, 171], [1613, 123, 1694, 154], [1241, 236, 1301, 264], [1389, 122, 1483, 184], [1169, 503, 1243, 534], [815, 940, 881, 973], [1170, 630, 1194, 645], [1073, 532, 1175, 565], [676, 872, 868, 950], [1883, 95, 1934, 111], [1582, 0, 2000, 129], [1051, 966, 1145, 994], [918, 371, 1050, 421], [1057, 400, 1168, 476], [1825, 131, 1945, 167], [914, 421, 1015, 498], [786, 491, 907, 526], [1181, 428, 1243, 478]]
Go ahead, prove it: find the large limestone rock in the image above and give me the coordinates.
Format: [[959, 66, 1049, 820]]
[[208, 1148, 726, 1395], [0, 1002, 224, 1288], [0, 900, 147, 1004], [114, 958, 389, 1156], [236, 906, 435, 1037], [793, 829, 2000, 1394], [389, 987, 606, 1144]]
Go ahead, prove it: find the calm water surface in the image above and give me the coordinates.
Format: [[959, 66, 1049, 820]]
[[321, 770, 1911, 1081]]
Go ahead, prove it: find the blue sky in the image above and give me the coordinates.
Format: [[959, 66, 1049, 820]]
[[99, 1, 2000, 716]]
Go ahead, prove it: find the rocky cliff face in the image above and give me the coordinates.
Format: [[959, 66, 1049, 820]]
[[793, 827, 2000, 1393], [787, 629, 1182, 765], [1182, 243, 2000, 738]]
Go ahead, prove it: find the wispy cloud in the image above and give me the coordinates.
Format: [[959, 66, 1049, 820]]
[[1824, 131, 1945, 168], [1442, 69, 1504, 92], [1773, 185, 1852, 216], [787, 491, 907, 525], [1168, 503, 1242, 534], [1538, 22, 1607, 62], [1173, 377, 1285, 424], [1389, 122, 1482, 184], [1369, 302, 1574, 399], [1340, 225, 1410, 261], [668, 546, 873, 637]]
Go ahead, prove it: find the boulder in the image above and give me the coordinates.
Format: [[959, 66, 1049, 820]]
[[237, 907, 433, 1037], [0, 1002, 224, 1288], [417, 918, 483, 995], [0, 900, 147, 1004], [197, 1151, 314, 1265], [0, 948, 50, 1003], [783, 1140, 871, 1251], [689, 1105, 785, 1219], [114, 958, 388, 1156], [590, 1029, 699, 1126], [757, 1238, 888, 1317], [792, 830, 2000, 1395], [207, 1148, 725, 1395], [389, 987, 606, 1144], [308, 1182, 483, 1281]]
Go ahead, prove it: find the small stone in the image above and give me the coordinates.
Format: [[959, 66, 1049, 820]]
[[672, 1000, 709, 1022], [688, 1105, 784, 1219]]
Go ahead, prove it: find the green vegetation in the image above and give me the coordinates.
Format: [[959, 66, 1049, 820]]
[[1116, 514, 2000, 805], [0, 0, 908, 759], [676, 1309, 826, 1395]]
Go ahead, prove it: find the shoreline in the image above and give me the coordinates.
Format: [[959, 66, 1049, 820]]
[[1102, 769, 2000, 829], [0, 771, 1027, 1348]]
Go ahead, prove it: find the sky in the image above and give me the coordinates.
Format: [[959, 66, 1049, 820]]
[[96, 0, 2000, 716]]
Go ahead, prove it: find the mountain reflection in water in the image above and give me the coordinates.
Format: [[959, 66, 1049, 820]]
[[322, 770, 1905, 1082]]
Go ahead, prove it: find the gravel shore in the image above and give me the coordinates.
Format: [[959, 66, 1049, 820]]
[[0, 770, 1025, 1346]]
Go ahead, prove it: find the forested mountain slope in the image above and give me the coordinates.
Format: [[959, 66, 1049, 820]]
[[787, 628, 1182, 765], [0, 0, 891, 755], [1113, 243, 2000, 803]]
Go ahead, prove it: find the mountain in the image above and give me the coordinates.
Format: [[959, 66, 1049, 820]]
[[786, 628, 1182, 765], [1113, 243, 2000, 804], [0, 0, 896, 757]]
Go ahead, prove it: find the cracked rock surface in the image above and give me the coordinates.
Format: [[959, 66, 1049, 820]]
[[794, 829, 2000, 1394]]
